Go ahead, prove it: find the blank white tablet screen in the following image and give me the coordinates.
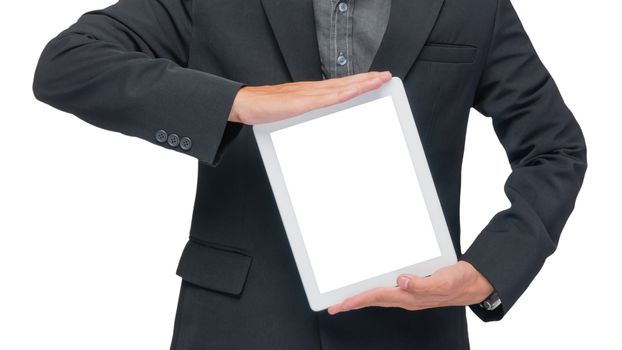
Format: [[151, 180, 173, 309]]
[[270, 95, 441, 294]]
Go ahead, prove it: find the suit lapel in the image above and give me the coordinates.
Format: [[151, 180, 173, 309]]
[[260, 0, 445, 82], [369, 0, 445, 78], [259, 0, 324, 82]]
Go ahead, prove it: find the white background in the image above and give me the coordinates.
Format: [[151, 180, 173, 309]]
[[0, 0, 619, 348]]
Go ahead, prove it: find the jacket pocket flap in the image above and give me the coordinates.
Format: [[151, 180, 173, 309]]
[[419, 43, 478, 63], [176, 239, 252, 295]]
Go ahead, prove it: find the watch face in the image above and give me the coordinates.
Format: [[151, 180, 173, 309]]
[[482, 291, 501, 310]]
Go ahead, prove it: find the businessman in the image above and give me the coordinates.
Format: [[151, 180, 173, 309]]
[[32, 0, 587, 349]]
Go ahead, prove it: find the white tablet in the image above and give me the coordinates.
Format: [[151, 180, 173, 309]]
[[253, 77, 456, 311]]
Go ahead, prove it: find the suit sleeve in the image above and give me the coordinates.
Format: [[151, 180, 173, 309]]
[[459, 0, 588, 321], [32, 0, 246, 166]]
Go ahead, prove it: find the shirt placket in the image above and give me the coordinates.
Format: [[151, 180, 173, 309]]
[[330, 0, 353, 78]]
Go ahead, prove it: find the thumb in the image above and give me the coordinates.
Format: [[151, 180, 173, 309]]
[[396, 274, 423, 292]]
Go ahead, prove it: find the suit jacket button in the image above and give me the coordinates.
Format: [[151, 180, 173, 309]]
[[167, 133, 180, 147], [180, 137, 192, 151], [155, 129, 168, 143]]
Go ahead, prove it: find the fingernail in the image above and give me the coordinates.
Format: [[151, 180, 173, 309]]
[[398, 276, 409, 289]]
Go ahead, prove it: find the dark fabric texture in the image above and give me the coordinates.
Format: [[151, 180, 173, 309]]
[[32, 0, 587, 348]]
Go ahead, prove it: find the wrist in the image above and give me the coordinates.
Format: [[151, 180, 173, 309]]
[[458, 260, 494, 304], [228, 86, 248, 124]]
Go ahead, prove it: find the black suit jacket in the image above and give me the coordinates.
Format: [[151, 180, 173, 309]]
[[32, 0, 587, 349]]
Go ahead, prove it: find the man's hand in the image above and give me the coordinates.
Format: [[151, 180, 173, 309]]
[[228, 71, 393, 124], [327, 260, 494, 315]]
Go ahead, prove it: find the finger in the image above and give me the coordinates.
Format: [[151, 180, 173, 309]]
[[257, 73, 391, 123], [316, 71, 392, 89], [306, 76, 389, 110], [283, 80, 382, 115], [288, 71, 392, 97], [397, 274, 442, 293], [328, 287, 413, 314], [328, 299, 400, 315], [281, 71, 388, 93]]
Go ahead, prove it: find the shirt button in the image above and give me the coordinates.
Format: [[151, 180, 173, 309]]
[[338, 2, 348, 12], [155, 129, 168, 143], [180, 137, 192, 151], [167, 133, 180, 147], [337, 53, 347, 66]]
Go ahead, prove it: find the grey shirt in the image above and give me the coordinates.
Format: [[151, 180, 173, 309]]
[[313, 0, 391, 80]]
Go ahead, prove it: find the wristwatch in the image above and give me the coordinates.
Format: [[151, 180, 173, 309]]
[[479, 290, 502, 311]]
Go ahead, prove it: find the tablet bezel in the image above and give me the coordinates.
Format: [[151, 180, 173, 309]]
[[253, 76, 457, 311]]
